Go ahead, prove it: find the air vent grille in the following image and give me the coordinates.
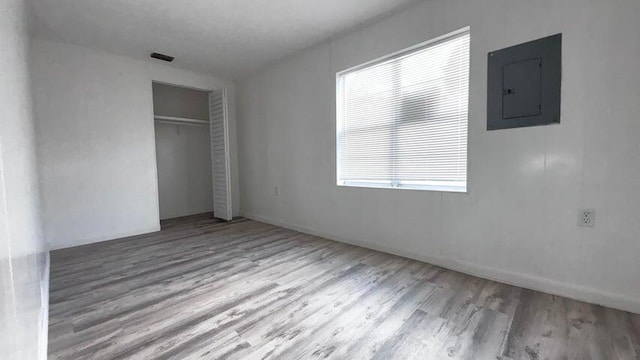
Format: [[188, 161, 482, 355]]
[[150, 52, 174, 62]]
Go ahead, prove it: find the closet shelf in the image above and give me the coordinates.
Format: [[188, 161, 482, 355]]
[[154, 115, 209, 126]]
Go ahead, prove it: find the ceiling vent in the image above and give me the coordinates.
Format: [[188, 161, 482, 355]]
[[150, 52, 175, 62]]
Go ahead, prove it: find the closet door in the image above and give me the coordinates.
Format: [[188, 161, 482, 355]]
[[209, 89, 232, 221]]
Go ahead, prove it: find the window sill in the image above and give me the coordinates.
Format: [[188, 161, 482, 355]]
[[337, 181, 467, 193]]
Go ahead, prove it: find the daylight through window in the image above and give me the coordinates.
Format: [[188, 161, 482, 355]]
[[336, 28, 470, 192]]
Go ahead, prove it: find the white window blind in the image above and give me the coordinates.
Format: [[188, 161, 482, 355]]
[[337, 28, 470, 192]]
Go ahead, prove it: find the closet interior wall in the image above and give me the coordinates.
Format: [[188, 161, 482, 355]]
[[153, 83, 213, 220]]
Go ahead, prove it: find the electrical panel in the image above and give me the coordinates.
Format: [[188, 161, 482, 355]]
[[487, 34, 561, 130]]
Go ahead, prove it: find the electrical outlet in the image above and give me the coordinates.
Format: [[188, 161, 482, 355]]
[[577, 209, 595, 228]]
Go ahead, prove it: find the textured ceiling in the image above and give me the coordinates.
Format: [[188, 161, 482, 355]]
[[29, 0, 421, 78]]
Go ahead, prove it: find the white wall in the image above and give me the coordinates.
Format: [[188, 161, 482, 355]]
[[152, 82, 210, 120], [31, 38, 240, 250], [237, 0, 640, 313], [153, 83, 213, 220], [0, 0, 48, 358], [154, 123, 213, 220]]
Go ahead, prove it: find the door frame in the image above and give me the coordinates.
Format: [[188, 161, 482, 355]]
[[150, 80, 232, 223]]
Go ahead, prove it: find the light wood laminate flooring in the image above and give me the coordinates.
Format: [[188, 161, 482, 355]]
[[48, 214, 640, 359]]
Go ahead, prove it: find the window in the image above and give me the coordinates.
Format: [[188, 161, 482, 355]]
[[336, 28, 470, 192]]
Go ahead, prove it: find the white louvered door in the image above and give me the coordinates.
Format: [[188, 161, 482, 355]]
[[209, 89, 232, 220]]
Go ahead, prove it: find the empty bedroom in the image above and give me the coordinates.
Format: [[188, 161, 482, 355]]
[[1, 0, 639, 359]]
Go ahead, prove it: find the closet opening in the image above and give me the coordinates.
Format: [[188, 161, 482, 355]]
[[152, 82, 232, 225]]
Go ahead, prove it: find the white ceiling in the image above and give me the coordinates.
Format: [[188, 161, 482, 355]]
[[29, 0, 421, 78]]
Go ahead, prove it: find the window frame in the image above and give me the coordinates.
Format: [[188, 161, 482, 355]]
[[335, 26, 470, 193]]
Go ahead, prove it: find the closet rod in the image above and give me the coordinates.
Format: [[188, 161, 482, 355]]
[[154, 115, 209, 126]]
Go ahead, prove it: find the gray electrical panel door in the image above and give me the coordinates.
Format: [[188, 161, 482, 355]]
[[502, 58, 541, 119]]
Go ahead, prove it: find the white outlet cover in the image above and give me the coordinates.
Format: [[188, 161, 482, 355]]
[[577, 208, 595, 228]]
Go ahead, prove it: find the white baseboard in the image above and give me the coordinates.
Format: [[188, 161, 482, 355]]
[[241, 212, 640, 315], [49, 225, 161, 250], [39, 252, 50, 360]]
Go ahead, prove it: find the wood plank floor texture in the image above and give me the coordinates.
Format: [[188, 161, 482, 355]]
[[48, 215, 640, 359]]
